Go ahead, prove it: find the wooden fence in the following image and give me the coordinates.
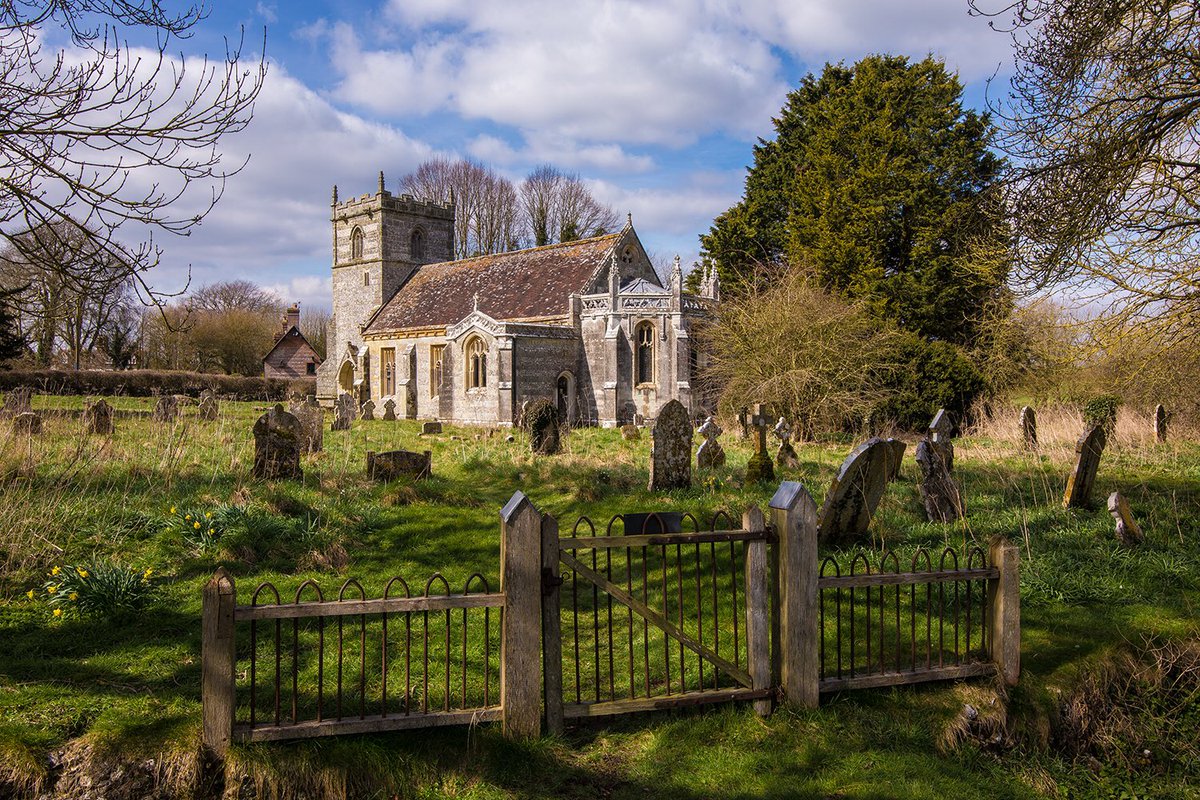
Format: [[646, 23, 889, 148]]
[[201, 482, 1019, 756]]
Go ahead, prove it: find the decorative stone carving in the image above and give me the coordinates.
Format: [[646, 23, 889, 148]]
[[915, 439, 964, 522], [1107, 491, 1143, 546], [12, 411, 42, 435], [648, 399, 692, 491], [696, 416, 725, 469], [817, 437, 907, 544], [1063, 425, 1106, 509], [252, 404, 303, 480], [82, 399, 113, 435], [1020, 406, 1037, 449], [382, 398, 397, 421], [367, 449, 432, 481], [772, 417, 799, 470], [152, 395, 178, 423], [745, 404, 774, 483]]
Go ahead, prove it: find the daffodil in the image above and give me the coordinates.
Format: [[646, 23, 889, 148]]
[[47, 584, 57, 594], [51, 566, 61, 576], [77, 568, 88, 578], [205, 512, 212, 519], [170, 506, 176, 514], [193, 521, 201, 529], [143, 568, 154, 579], [185, 514, 191, 521], [52, 609, 62, 618], [69, 593, 78, 601], [25, 589, 34, 599]]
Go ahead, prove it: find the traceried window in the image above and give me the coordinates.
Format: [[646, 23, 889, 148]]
[[411, 229, 425, 261], [465, 337, 487, 389], [430, 344, 445, 396], [635, 322, 654, 385], [351, 227, 364, 260]]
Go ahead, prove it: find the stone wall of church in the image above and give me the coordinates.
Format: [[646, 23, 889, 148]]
[[512, 335, 579, 422]]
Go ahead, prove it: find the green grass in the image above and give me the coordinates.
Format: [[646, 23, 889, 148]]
[[1, 399, 1198, 799]]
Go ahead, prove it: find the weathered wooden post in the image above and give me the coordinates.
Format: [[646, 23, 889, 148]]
[[540, 511, 564, 735], [500, 491, 543, 738], [743, 504, 771, 716], [769, 481, 819, 709], [987, 537, 1020, 686], [202, 568, 236, 757]]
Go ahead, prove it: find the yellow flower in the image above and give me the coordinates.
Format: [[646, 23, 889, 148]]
[[51, 566, 61, 576], [169, 506, 176, 514], [205, 512, 212, 519], [77, 568, 88, 578], [47, 584, 57, 594], [69, 593, 78, 601], [143, 568, 154, 579], [52, 609, 62, 618], [193, 521, 201, 529], [25, 589, 34, 599], [185, 514, 191, 521]]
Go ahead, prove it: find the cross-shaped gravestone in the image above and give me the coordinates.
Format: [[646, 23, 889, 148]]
[[696, 416, 725, 469], [360, 399, 376, 421], [746, 404, 775, 482], [382, 398, 397, 421], [929, 409, 953, 443], [773, 417, 799, 469]]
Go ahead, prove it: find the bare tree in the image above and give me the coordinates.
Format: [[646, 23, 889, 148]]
[[401, 158, 521, 259], [300, 306, 330, 360], [0, 1, 266, 305], [519, 165, 618, 246], [187, 279, 282, 315]]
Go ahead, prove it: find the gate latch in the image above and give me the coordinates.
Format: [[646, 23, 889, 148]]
[[541, 567, 563, 596]]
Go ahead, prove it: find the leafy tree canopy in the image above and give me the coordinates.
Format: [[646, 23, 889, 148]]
[[700, 55, 1010, 346]]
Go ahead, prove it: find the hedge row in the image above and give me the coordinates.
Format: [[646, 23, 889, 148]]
[[0, 369, 315, 401]]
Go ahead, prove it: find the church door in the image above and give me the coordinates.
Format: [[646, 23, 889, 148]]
[[556, 372, 573, 424], [337, 361, 354, 393]]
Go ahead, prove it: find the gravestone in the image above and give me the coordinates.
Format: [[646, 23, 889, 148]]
[[367, 449, 432, 481], [915, 439, 964, 522], [2, 386, 32, 416], [1020, 406, 1037, 449], [1062, 425, 1106, 509], [382, 398, 397, 421], [252, 404, 303, 480], [289, 397, 323, 453], [773, 417, 799, 469], [695, 416, 725, 469], [331, 393, 354, 431], [421, 420, 443, 435], [152, 395, 178, 423], [197, 395, 218, 421], [737, 406, 750, 439], [1107, 492, 1143, 546], [817, 437, 907, 544], [648, 399, 692, 491], [620, 424, 640, 441], [525, 399, 561, 455], [745, 404, 774, 483], [929, 409, 953, 443], [12, 411, 42, 435], [1154, 404, 1168, 443], [360, 399, 376, 421], [82, 399, 113, 435]]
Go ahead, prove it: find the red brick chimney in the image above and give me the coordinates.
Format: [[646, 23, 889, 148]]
[[285, 303, 300, 331]]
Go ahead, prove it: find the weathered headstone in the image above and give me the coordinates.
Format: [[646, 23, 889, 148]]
[[197, 395, 218, 422], [1107, 492, 1143, 546], [367, 449, 432, 481], [1154, 404, 1168, 443], [252, 404, 303, 480], [817, 437, 907, 544], [737, 406, 750, 439], [290, 397, 323, 453], [526, 399, 561, 455], [1062, 425, 1106, 509], [1020, 406, 1037, 449], [915, 439, 964, 523], [152, 394, 178, 423], [82, 399, 113, 435], [648, 399, 692, 491], [745, 404, 774, 483], [12, 411, 42, 435], [773, 417, 799, 470], [2, 386, 33, 416], [929, 409, 953, 443], [620, 424, 640, 442], [421, 420, 443, 435], [331, 393, 354, 431], [360, 399, 376, 421], [696, 416, 725, 469], [382, 398, 397, 421]]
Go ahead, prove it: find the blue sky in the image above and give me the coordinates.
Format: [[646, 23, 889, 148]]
[[136, 0, 1018, 309]]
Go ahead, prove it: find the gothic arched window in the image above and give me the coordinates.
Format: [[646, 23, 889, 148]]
[[351, 227, 364, 260], [465, 336, 488, 389], [411, 229, 425, 261], [635, 322, 654, 385]]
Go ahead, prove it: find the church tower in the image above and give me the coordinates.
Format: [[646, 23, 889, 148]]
[[318, 172, 455, 403]]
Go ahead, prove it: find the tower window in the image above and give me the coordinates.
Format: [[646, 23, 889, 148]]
[[635, 322, 654, 385], [363, 270, 370, 286], [351, 227, 364, 260], [411, 229, 425, 261], [465, 336, 487, 389]]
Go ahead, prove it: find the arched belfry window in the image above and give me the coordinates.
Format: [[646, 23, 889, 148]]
[[351, 227, 364, 260], [466, 336, 488, 389], [411, 228, 425, 261], [635, 322, 654, 385]]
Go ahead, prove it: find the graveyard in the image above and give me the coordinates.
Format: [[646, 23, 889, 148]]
[[0, 393, 1197, 799]]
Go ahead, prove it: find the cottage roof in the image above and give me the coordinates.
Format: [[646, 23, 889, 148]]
[[262, 326, 322, 364], [364, 232, 623, 334]]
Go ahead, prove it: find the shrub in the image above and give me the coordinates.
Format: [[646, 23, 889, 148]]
[[1084, 394, 1121, 435], [34, 560, 156, 619], [163, 504, 225, 555], [870, 334, 987, 431], [0, 368, 310, 400]]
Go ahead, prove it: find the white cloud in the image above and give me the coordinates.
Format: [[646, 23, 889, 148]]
[[263, 275, 334, 309], [467, 132, 654, 173]]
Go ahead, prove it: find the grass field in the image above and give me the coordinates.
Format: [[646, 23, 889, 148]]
[[0, 396, 1197, 799]]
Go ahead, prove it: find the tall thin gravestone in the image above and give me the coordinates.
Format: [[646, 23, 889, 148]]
[[648, 399, 692, 491], [1154, 404, 1168, 443], [745, 404, 775, 483], [1063, 425, 1106, 509], [1020, 406, 1037, 449], [773, 417, 799, 469], [915, 439, 964, 522], [252, 404, 303, 480], [929, 408, 953, 444], [696, 416, 725, 469]]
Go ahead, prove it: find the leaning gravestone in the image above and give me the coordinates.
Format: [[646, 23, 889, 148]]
[[289, 397, 323, 453], [696, 416, 726, 469], [1154, 404, 1168, 443], [1020, 406, 1037, 449], [929, 409, 953, 444], [382, 398, 397, 421], [82, 399, 113, 435], [197, 395, 218, 422], [331, 394, 354, 431], [1062, 425, 1106, 509], [648, 399, 692, 491], [12, 411, 42, 436], [915, 439, 964, 523], [152, 395, 178, 423], [525, 399, 561, 455], [421, 420, 443, 435], [817, 437, 907, 544], [2, 386, 32, 417], [252, 404, 303, 480], [773, 417, 800, 469], [1107, 491, 1143, 547], [367, 449, 432, 481], [360, 399, 376, 421]]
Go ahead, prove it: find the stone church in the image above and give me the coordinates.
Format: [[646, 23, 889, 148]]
[[316, 174, 719, 427]]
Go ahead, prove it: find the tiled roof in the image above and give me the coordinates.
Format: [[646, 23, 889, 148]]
[[365, 233, 622, 333]]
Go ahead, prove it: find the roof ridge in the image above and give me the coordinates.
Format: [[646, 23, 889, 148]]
[[424, 231, 622, 269]]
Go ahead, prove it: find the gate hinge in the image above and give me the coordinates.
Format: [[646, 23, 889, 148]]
[[542, 567, 564, 596]]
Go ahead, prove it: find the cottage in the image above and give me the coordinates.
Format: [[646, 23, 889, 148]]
[[263, 304, 323, 380]]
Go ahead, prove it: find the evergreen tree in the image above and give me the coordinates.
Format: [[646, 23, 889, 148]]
[[0, 287, 27, 367], [701, 55, 1010, 346]]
